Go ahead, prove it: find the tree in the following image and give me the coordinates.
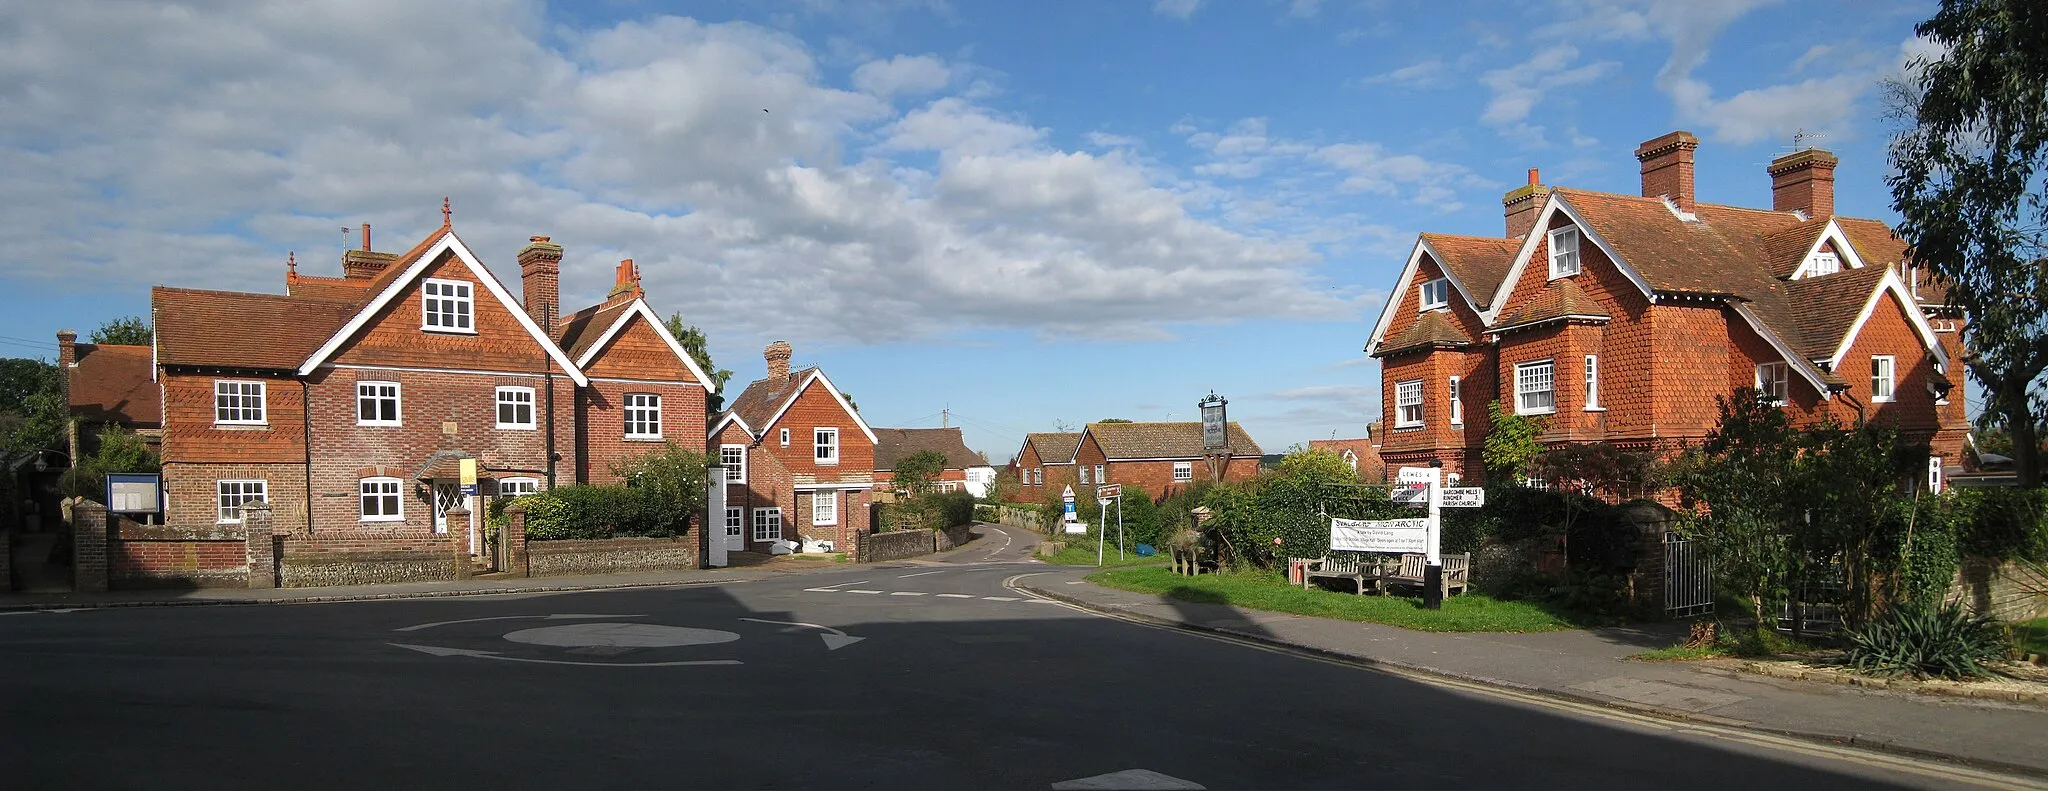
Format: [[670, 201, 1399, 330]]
[[1888, 0, 2048, 488], [662, 314, 735, 413], [0, 358, 63, 454], [608, 441, 710, 532], [59, 425, 160, 499], [892, 450, 947, 495], [1482, 401, 1544, 483], [1530, 441, 1656, 571], [89, 316, 152, 346], [1670, 391, 1803, 627], [1097, 418, 1133, 423]]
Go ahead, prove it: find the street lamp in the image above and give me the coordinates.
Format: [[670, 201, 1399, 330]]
[[31, 449, 69, 473]]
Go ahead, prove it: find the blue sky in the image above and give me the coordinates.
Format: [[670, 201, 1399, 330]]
[[0, 0, 1943, 461]]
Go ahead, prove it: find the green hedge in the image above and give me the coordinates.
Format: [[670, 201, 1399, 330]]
[[516, 484, 682, 540]]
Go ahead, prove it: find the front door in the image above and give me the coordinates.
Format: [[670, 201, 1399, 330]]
[[723, 506, 746, 552], [432, 482, 477, 554]]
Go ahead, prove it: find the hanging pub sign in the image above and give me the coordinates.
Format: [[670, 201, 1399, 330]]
[[1199, 392, 1228, 452]]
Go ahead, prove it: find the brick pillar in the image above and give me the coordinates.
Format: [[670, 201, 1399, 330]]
[[242, 501, 277, 589], [504, 505, 529, 578], [446, 507, 472, 579], [72, 500, 108, 593]]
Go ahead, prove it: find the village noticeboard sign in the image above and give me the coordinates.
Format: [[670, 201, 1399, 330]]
[[1329, 517, 1428, 554]]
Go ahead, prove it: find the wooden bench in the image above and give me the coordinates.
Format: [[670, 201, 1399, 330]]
[[1302, 555, 1395, 595], [1301, 553, 1470, 597], [1381, 552, 1470, 597]]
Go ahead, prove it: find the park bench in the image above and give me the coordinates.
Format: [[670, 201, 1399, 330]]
[[1382, 552, 1470, 597], [1301, 552, 1470, 597], [1301, 555, 1395, 595]]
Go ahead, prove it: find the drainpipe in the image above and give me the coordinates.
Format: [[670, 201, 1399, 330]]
[[544, 303, 557, 489], [301, 378, 314, 535]]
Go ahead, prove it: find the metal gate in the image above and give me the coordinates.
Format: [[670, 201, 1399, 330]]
[[1663, 532, 1713, 618]]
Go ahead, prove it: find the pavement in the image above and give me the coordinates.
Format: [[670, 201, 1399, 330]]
[[1011, 565, 2048, 779], [2, 524, 2041, 789]]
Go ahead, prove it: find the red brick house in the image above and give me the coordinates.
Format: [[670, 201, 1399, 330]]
[[1367, 132, 1969, 486], [709, 342, 875, 555], [873, 427, 993, 496], [1009, 431, 1081, 503], [1071, 421, 1263, 500], [57, 333, 162, 462], [1309, 435, 1384, 484], [139, 216, 716, 587]]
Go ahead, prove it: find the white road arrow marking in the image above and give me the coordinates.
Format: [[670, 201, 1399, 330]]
[[897, 570, 945, 578], [388, 643, 740, 667], [737, 617, 867, 651], [393, 613, 645, 632], [1051, 769, 1206, 790]]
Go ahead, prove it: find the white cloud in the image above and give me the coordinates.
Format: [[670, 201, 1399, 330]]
[[1358, 59, 1448, 89], [1790, 43, 1834, 73], [1176, 119, 1488, 213], [1154, 0, 1200, 20], [851, 54, 952, 97], [1479, 45, 1617, 128], [1287, 0, 1324, 19], [0, 1, 1367, 349]]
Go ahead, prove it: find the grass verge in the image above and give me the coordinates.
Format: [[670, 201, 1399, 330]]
[[1631, 624, 1821, 661], [1087, 567, 1589, 633], [2020, 618, 2047, 657], [1038, 542, 1170, 568]]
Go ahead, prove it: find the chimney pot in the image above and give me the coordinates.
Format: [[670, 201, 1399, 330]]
[[518, 235, 564, 341], [1635, 130, 1700, 214], [1527, 167, 1540, 186], [1502, 168, 1551, 239], [1768, 148, 1839, 220], [360, 223, 371, 251], [765, 340, 793, 385]]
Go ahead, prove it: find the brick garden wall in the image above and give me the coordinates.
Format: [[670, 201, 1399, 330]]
[[859, 529, 934, 563], [108, 517, 246, 589]]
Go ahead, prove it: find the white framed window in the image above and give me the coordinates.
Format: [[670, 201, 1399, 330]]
[[1932, 360, 1951, 405], [1756, 362, 1789, 405], [214, 380, 267, 425], [499, 477, 540, 498], [421, 278, 474, 332], [1395, 379, 1424, 428], [1448, 376, 1463, 425], [1804, 251, 1841, 277], [1032, 468, 1042, 485], [815, 427, 839, 465], [1547, 227, 1581, 278], [1928, 457, 1944, 494], [780, 428, 791, 447], [624, 393, 661, 439], [720, 445, 747, 484], [1342, 450, 1359, 471], [1419, 278, 1451, 311], [359, 477, 404, 522], [495, 386, 535, 430], [356, 381, 401, 426], [1173, 461, 1194, 482], [813, 491, 838, 526], [1094, 464, 1105, 482], [724, 507, 744, 537], [1079, 465, 1091, 485], [1515, 360, 1556, 415], [752, 507, 783, 542], [216, 480, 267, 524], [1583, 355, 1601, 410], [1871, 356, 1895, 402]]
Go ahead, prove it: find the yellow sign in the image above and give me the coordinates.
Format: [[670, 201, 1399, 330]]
[[459, 458, 478, 487]]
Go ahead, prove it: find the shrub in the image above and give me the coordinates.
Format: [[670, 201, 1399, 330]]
[[608, 442, 709, 534], [1844, 602, 2010, 679], [518, 484, 675, 540]]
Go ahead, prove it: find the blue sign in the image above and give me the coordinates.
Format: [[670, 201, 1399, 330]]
[[1064, 501, 1076, 516], [105, 472, 162, 515], [461, 484, 478, 497]]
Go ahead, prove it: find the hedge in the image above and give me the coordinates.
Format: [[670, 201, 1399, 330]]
[[515, 484, 683, 540]]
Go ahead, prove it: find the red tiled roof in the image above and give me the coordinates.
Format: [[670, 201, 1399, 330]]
[[285, 274, 371, 303], [873, 427, 984, 471], [1760, 220, 1828, 279], [1421, 233, 1520, 310], [717, 367, 821, 437], [557, 300, 634, 362], [1782, 265, 1890, 362], [1374, 311, 1475, 357], [1025, 432, 1083, 464], [1086, 421, 1261, 460], [1495, 278, 1609, 332], [152, 286, 353, 370], [68, 343, 159, 428]]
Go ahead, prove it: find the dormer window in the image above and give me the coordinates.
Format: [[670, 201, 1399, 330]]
[[1418, 278, 1451, 311], [422, 279, 474, 332], [1803, 252, 1841, 277], [1547, 227, 1581, 279]]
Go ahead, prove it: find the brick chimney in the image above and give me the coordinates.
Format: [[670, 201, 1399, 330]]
[[1768, 148, 1838, 220], [764, 340, 793, 387], [602, 258, 643, 309], [518, 235, 563, 340], [1635, 131, 1700, 214], [1503, 167, 1551, 239]]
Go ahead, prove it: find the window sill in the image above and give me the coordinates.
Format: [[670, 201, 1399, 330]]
[[813, 522, 838, 528], [1871, 398, 1895, 404], [1516, 408, 1557, 416], [624, 436, 665, 442], [816, 461, 840, 467], [1393, 424, 1423, 431], [217, 519, 243, 525], [214, 422, 269, 429], [421, 326, 478, 335], [357, 421, 403, 428], [1583, 406, 1607, 412], [360, 517, 405, 523], [497, 424, 537, 431]]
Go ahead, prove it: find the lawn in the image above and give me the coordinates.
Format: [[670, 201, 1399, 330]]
[[1087, 566, 1592, 633], [1038, 541, 1170, 568], [2021, 618, 2048, 658]]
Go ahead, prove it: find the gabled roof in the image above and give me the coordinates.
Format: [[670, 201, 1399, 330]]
[[1493, 278, 1610, 333], [874, 427, 985, 472], [1023, 432, 1083, 465], [295, 227, 589, 386], [1419, 233, 1520, 310], [1083, 421, 1261, 460], [1762, 220, 1829, 279], [154, 286, 354, 371], [558, 301, 634, 363], [710, 368, 875, 444], [1782, 265, 1890, 362], [560, 298, 718, 391], [68, 343, 160, 427], [1373, 311, 1475, 358], [285, 274, 373, 303]]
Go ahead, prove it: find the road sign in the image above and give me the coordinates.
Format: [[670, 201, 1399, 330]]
[[1330, 517, 1428, 553], [1439, 487, 1486, 508], [1096, 483, 1122, 500], [1389, 484, 1429, 506], [1062, 485, 1075, 503], [1397, 466, 1440, 484]]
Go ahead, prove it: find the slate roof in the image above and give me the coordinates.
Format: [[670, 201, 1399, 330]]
[[873, 427, 985, 471], [153, 286, 354, 370], [1374, 311, 1476, 357], [1494, 278, 1610, 332], [68, 343, 159, 427], [1024, 432, 1083, 464], [1421, 233, 1520, 310], [1085, 421, 1262, 460], [717, 367, 821, 438]]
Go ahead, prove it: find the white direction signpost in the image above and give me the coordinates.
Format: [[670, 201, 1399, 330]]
[[1438, 487, 1486, 508], [1096, 483, 1125, 565]]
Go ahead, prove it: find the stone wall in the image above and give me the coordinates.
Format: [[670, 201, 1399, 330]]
[[526, 536, 697, 577], [280, 549, 460, 588], [933, 524, 974, 552], [859, 530, 934, 563], [1949, 557, 2048, 622]]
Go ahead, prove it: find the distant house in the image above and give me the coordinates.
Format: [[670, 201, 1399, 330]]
[[872, 427, 995, 497], [1008, 431, 1081, 503], [57, 333, 162, 461], [1310, 433, 1385, 484], [709, 342, 875, 555], [1072, 421, 1262, 499]]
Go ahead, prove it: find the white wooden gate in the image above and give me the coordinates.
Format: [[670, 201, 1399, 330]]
[[1663, 532, 1713, 618]]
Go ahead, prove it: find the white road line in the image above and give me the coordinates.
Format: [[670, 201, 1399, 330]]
[[1024, 599, 1060, 604], [897, 570, 946, 578], [889, 591, 927, 596], [982, 526, 1015, 559], [803, 588, 845, 592], [934, 593, 975, 598], [812, 580, 867, 590], [847, 590, 883, 595], [982, 596, 1019, 602]]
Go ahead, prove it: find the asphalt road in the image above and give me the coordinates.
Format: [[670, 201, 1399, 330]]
[[0, 527, 2027, 790]]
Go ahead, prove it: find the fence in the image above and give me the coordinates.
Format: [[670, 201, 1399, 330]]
[[1662, 532, 1713, 618]]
